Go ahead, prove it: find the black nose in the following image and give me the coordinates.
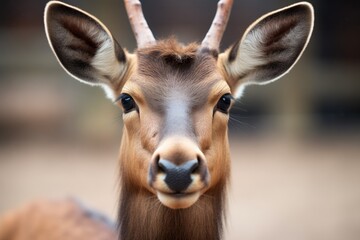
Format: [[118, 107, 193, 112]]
[[158, 159, 199, 193]]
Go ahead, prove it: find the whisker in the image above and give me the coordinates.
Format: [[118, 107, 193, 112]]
[[201, 193, 214, 200], [193, 201, 205, 211], [228, 115, 257, 130], [111, 112, 123, 126], [147, 197, 161, 212]]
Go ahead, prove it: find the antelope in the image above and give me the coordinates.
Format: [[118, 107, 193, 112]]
[[0, 0, 314, 239]]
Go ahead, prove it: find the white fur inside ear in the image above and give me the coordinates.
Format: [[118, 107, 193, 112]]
[[92, 38, 126, 84], [226, 31, 267, 81], [91, 38, 127, 100]]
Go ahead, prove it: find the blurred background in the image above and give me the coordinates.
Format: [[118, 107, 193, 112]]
[[0, 0, 359, 239]]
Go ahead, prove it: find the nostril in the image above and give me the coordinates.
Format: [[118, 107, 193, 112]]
[[154, 154, 165, 173], [196, 154, 205, 164], [158, 159, 175, 174], [192, 155, 206, 173], [157, 160, 165, 173], [157, 159, 198, 193], [189, 159, 199, 174], [180, 159, 198, 174], [158, 159, 199, 174]]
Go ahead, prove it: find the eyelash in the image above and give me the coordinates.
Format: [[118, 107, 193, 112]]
[[116, 93, 137, 113], [215, 93, 233, 114]]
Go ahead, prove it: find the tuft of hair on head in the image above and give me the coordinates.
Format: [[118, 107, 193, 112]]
[[139, 37, 199, 68]]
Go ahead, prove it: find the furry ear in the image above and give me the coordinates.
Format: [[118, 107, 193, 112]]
[[219, 2, 314, 98], [44, 1, 129, 99]]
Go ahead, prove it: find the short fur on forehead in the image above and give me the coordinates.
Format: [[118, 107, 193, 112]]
[[135, 38, 218, 82], [131, 38, 222, 113]]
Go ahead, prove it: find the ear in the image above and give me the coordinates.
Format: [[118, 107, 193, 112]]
[[219, 2, 314, 98], [44, 1, 129, 99]]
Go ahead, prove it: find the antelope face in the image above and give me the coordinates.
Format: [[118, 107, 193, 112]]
[[118, 43, 233, 208], [45, 1, 314, 209]]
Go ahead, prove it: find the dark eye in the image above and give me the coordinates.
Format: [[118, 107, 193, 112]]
[[117, 93, 137, 113], [216, 94, 233, 114]]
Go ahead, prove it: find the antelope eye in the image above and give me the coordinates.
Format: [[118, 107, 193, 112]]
[[216, 93, 233, 114], [117, 93, 137, 113]]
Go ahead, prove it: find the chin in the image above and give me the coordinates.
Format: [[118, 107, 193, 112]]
[[157, 191, 201, 209]]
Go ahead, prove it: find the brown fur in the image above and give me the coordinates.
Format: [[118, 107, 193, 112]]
[[117, 39, 231, 240], [132, 39, 222, 115], [118, 178, 227, 240], [0, 199, 117, 240], [138, 38, 199, 63]]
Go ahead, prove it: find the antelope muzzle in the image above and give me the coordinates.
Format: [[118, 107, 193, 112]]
[[148, 136, 210, 209]]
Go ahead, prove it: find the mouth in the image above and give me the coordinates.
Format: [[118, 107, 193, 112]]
[[157, 191, 201, 209]]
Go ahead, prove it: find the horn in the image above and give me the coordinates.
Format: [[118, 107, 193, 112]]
[[124, 0, 156, 48], [201, 0, 233, 51]]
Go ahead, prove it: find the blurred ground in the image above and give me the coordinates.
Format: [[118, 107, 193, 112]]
[[227, 135, 360, 240], [1, 135, 359, 240]]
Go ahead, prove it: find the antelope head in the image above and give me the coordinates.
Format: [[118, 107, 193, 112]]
[[44, 0, 314, 210]]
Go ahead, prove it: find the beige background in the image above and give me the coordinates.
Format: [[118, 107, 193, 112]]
[[1, 0, 360, 239]]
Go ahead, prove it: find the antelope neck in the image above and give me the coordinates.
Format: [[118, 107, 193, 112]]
[[118, 183, 226, 240]]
